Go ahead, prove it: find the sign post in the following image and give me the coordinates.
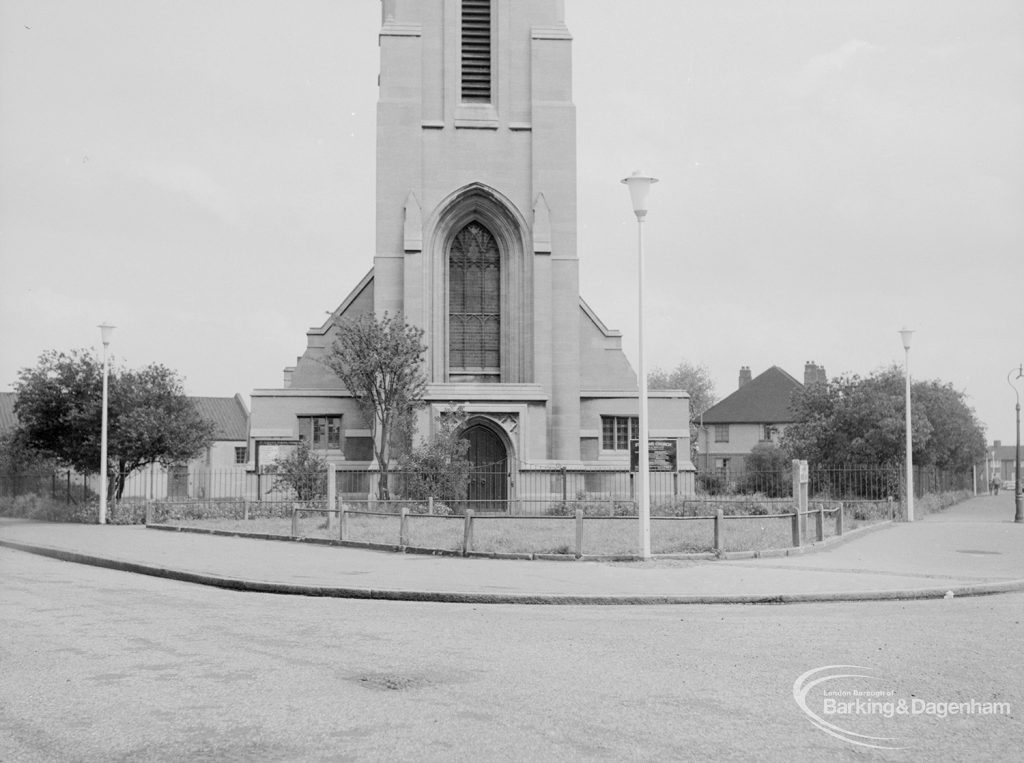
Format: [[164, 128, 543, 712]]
[[631, 438, 678, 473]]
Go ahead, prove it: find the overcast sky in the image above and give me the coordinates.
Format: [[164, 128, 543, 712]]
[[1, 0, 1022, 444]]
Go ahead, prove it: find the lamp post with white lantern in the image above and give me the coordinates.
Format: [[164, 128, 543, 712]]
[[621, 171, 658, 558], [1008, 364, 1023, 523], [899, 328, 914, 522], [98, 323, 115, 524]]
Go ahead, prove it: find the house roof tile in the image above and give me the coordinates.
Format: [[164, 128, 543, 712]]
[[0, 391, 249, 442], [990, 444, 1020, 461], [190, 396, 249, 441], [701, 366, 803, 424]]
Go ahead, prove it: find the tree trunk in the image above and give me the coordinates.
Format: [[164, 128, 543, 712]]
[[114, 461, 127, 502], [375, 418, 391, 501]]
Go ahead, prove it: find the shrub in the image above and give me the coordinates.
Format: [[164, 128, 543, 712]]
[[651, 498, 704, 517], [915, 490, 972, 518], [263, 443, 328, 500], [0, 493, 98, 523], [696, 472, 726, 495], [544, 491, 635, 517], [396, 406, 470, 504], [738, 445, 791, 498], [106, 500, 148, 524], [545, 501, 574, 517], [431, 502, 455, 517]]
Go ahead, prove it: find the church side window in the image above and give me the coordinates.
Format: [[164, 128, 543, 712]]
[[449, 222, 500, 376], [602, 416, 638, 451], [298, 415, 342, 449], [461, 0, 491, 102]]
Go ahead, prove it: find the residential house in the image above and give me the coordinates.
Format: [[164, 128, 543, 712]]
[[0, 390, 250, 500], [165, 395, 250, 499], [980, 440, 1022, 492], [695, 363, 826, 473]]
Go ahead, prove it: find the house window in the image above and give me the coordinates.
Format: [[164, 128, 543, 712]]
[[715, 424, 729, 443], [602, 416, 638, 451], [461, 0, 491, 102], [449, 222, 500, 375], [715, 458, 730, 472], [760, 424, 776, 442], [234, 446, 248, 464], [298, 416, 342, 449]]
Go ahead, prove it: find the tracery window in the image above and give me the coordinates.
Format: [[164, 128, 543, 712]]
[[449, 222, 500, 375]]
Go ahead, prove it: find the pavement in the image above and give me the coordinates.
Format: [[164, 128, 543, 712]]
[[1, 493, 1023, 605]]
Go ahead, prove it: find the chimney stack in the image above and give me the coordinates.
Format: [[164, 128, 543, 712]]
[[804, 361, 826, 386], [738, 366, 752, 388]]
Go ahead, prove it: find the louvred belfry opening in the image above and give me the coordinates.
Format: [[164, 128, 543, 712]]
[[449, 222, 500, 377], [461, 0, 491, 102]]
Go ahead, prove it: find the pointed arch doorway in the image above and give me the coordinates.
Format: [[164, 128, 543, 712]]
[[461, 421, 508, 512]]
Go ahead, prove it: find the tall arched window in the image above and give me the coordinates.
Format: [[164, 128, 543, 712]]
[[449, 222, 500, 378]]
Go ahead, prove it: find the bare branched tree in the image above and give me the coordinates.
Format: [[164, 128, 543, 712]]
[[322, 313, 427, 500]]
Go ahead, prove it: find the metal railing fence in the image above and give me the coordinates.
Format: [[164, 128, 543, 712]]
[[2, 462, 973, 521]]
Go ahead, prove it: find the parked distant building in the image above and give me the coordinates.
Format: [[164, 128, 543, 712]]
[[980, 440, 1022, 492], [695, 362, 826, 472], [164, 396, 250, 499], [0, 391, 249, 500]]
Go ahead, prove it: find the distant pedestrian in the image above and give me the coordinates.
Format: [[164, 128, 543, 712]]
[[993, 477, 1001, 495]]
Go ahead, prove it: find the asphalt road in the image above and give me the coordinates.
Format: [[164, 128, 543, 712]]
[[1, 548, 1022, 762]]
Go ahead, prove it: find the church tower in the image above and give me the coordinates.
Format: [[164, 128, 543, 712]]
[[374, 0, 580, 460], [249, 1, 691, 500]]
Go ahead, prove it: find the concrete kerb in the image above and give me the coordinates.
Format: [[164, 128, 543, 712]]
[[720, 518, 895, 560], [4, 536, 1024, 606]]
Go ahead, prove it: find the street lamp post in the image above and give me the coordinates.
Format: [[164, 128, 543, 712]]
[[899, 328, 914, 522], [98, 323, 115, 524], [622, 170, 658, 559], [1008, 364, 1023, 523]]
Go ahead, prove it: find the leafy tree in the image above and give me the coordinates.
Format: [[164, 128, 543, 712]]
[[264, 442, 327, 501], [649, 360, 717, 459], [397, 406, 471, 505], [0, 430, 58, 476], [13, 350, 104, 475], [13, 349, 214, 500], [108, 364, 217, 499], [322, 312, 427, 499], [782, 365, 983, 472], [911, 380, 986, 471], [782, 367, 929, 467], [648, 360, 717, 420], [0, 430, 64, 511]]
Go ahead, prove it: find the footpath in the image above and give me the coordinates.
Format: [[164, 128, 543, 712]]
[[1, 494, 1023, 605]]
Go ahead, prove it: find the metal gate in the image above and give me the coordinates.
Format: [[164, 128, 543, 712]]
[[463, 423, 507, 511], [168, 465, 189, 499]]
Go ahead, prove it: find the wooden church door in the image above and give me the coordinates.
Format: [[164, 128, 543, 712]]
[[462, 424, 508, 512]]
